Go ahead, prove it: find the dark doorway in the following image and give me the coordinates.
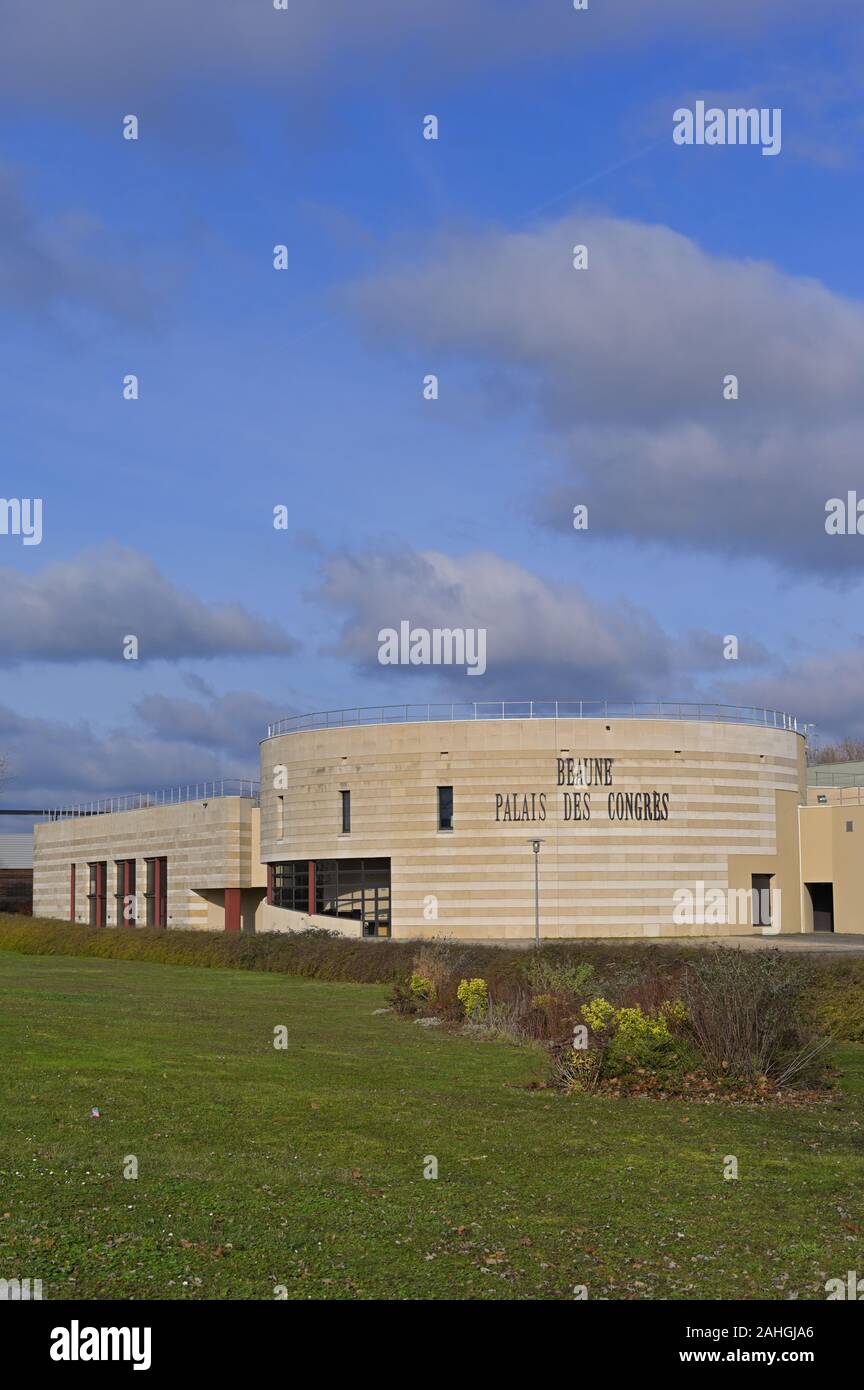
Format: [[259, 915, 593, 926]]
[[751, 873, 773, 929], [807, 882, 834, 933]]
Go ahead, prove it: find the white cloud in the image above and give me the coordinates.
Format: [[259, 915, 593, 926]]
[[345, 212, 864, 575], [315, 545, 676, 696]]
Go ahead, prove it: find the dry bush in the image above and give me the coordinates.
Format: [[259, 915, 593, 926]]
[[681, 949, 832, 1086]]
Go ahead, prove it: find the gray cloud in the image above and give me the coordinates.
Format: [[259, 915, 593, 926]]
[[135, 689, 284, 758], [0, 163, 170, 323], [0, 545, 298, 665], [0, 683, 285, 806], [0, 704, 255, 808], [315, 545, 678, 698], [345, 213, 864, 576], [314, 543, 864, 745], [718, 645, 864, 743], [0, 1, 834, 103]]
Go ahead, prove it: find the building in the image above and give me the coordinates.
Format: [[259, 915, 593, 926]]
[[0, 832, 33, 914], [29, 701, 864, 939], [33, 783, 264, 932]]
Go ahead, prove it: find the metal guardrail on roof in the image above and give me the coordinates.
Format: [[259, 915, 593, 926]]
[[807, 762, 864, 788], [44, 779, 260, 821], [266, 702, 802, 738], [810, 786, 864, 805]]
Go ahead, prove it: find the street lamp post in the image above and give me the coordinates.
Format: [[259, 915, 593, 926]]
[[527, 839, 546, 945]]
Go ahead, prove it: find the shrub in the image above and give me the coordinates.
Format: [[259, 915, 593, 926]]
[[577, 996, 693, 1084], [582, 997, 616, 1033], [413, 939, 466, 979], [288, 926, 343, 940], [681, 950, 832, 1086], [409, 973, 436, 1002], [456, 977, 488, 1021], [524, 955, 595, 997], [606, 1002, 691, 1076], [390, 982, 420, 1016], [484, 998, 533, 1043], [551, 1042, 605, 1093]]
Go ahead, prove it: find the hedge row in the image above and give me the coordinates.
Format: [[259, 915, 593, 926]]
[[0, 915, 416, 983], [0, 915, 708, 987], [1, 915, 862, 1039]]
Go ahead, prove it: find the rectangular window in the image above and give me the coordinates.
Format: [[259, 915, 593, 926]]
[[115, 859, 136, 927], [87, 862, 107, 927], [145, 857, 168, 928], [271, 858, 390, 936], [271, 860, 309, 913], [437, 785, 454, 831], [340, 789, 351, 834]]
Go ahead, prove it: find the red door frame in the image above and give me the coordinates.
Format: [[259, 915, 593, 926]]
[[147, 857, 167, 927], [225, 887, 241, 933], [89, 862, 106, 927]]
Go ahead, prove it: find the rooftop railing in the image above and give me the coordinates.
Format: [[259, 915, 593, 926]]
[[810, 786, 864, 804], [266, 701, 802, 738], [807, 765, 864, 788], [45, 779, 260, 821]]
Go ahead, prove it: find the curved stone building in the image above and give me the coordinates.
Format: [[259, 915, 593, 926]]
[[259, 702, 806, 940]]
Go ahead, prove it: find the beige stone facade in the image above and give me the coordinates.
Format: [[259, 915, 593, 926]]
[[34, 797, 266, 931], [260, 716, 806, 939], [30, 709, 864, 940]]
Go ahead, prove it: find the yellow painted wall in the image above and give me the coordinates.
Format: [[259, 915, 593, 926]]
[[727, 788, 805, 934], [799, 803, 864, 934]]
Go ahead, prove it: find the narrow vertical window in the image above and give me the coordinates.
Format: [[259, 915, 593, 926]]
[[438, 785, 454, 831], [115, 860, 136, 926], [277, 794, 284, 841], [88, 862, 107, 927], [70, 864, 76, 922], [158, 856, 167, 927], [340, 790, 351, 834], [145, 859, 156, 926], [145, 857, 168, 927]]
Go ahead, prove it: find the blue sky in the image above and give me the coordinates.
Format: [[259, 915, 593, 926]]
[[1, 0, 863, 809]]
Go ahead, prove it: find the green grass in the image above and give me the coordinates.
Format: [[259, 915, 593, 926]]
[[1, 952, 863, 1300]]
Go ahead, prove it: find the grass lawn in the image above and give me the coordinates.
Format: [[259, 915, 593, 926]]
[[1, 951, 862, 1300]]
